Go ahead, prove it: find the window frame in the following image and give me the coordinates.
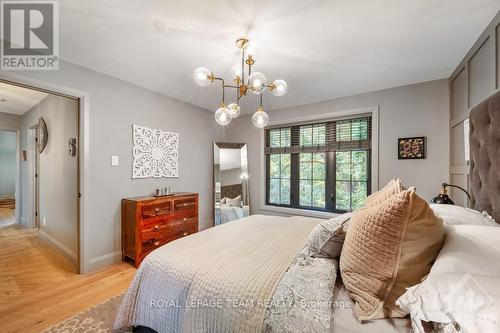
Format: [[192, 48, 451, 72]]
[[260, 108, 379, 218]]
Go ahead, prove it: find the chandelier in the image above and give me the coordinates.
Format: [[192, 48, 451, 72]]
[[193, 38, 287, 128]]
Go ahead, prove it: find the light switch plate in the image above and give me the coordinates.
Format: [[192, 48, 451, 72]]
[[111, 155, 119, 166]]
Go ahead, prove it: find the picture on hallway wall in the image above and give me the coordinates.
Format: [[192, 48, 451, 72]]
[[398, 136, 426, 159], [132, 124, 179, 179]]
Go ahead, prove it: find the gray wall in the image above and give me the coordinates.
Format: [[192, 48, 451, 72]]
[[221, 168, 242, 187], [449, 10, 500, 206], [225, 79, 450, 215], [0, 130, 16, 197], [0, 111, 21, 130], [2, 60, 224, 272], [20, 95, 79, 265]]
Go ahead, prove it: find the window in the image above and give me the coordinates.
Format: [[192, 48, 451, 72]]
[[265, 117, 371, 213]]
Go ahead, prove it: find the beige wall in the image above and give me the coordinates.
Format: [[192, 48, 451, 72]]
[[20, 95, 79, 265], [0, 111, 21, 130], [449, 10, 500, 206], [225, 79, 450, 216]]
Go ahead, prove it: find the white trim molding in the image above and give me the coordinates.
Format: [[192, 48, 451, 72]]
[[39, 229, 77, 266], [258, 106, 380, 218], [87, 251, 122, 272]]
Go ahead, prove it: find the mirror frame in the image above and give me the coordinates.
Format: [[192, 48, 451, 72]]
[[213, 142, 249, 226]]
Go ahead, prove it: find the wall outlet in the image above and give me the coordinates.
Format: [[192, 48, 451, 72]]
[[42, 217, 46, 226], [111, 155, 119, 166]]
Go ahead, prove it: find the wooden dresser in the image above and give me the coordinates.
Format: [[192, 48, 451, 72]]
[[121, 192, 198, 267]]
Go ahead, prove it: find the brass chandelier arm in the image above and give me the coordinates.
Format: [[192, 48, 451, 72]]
[[241, 49, 245, 85], [213, 77, 226, 104]]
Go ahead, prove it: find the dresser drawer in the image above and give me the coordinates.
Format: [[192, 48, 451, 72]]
[[141, 221, 169, 241], [142, 201, 172, 218], [140, 220, 197, 254], [170, 225, 197, 240], [167, 217, 197, 237], [141, 237, 168, 254], [173, 197, 196, 213]]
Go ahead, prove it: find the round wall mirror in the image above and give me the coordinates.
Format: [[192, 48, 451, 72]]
[[38, 117, 48, 153]]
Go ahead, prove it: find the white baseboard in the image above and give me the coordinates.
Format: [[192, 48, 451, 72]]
[[20, 216, 28, 226], [87, 251, 122, 271], [38, 229, 77, 267]]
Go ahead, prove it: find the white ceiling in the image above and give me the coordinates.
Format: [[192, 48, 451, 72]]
[[57, 0, 499, 113], [219, 149, 242, 171], [0, 82, 48, 115]]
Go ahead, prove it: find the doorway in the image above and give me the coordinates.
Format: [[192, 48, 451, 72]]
[[0, 80, 80, 291]]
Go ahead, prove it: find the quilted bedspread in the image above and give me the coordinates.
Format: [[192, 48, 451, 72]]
[[113, 215, 320, 333]]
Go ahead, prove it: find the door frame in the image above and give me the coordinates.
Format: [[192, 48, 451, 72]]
[[0, 73, 90, 274], [27, 125, 39, 229]]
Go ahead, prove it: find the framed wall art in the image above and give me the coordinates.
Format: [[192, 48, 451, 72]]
[[398, 136, 426, 159]]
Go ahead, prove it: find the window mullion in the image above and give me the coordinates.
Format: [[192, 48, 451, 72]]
[[290, 126, 300, 208], [326, 152, 335, 212]]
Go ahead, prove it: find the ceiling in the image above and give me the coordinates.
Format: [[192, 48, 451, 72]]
[[57, 0, 499, 114], [0, 82, 48, 115]]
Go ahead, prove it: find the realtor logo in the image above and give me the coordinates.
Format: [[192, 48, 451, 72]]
[[1, 1, 59, 70]]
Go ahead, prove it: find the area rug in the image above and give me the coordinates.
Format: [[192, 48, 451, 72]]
[[43, 294, 132, 333]]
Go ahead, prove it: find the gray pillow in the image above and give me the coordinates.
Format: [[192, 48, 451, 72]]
[[307, 213, 351, 258]]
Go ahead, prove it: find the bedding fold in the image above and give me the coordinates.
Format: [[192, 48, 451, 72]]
[[114, 215, 320, 333]]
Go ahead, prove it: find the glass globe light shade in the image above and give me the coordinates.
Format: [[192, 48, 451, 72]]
[[272, 79, 288, 97], [194, 67, 212, 86], [215, 105, 231, 125], [247, 72, 268, 95], [244, 42, 260, 62], [227, 103, 241, 118], [230, 64, 242, 79], [252, 108, 269, 128]]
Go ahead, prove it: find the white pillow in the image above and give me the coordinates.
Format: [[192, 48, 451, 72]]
[[429, 204, 498, 227], [226, 195, 241, 207], [396, 225, 500, 333]]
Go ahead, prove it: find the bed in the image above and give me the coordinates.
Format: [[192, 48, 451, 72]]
[[114, 91, 500, 333], [114, 214, 412, 333], [219, 204, 249, 224]]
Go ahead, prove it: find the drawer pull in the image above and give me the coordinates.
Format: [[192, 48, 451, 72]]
[[183, 203, 188, 207], [155, 208, 160, 212], [183, 217, 188, 222], [154, 240, 160, 246], [183, 232, 189, 236], [154, 224, 160, 230]]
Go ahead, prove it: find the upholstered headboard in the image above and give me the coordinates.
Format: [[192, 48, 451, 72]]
[[469, 89, 500, 223]]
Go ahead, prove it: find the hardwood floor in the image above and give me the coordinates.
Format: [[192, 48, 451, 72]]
[[0, 208, 16, 228], [0, 224, 136, 333]]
